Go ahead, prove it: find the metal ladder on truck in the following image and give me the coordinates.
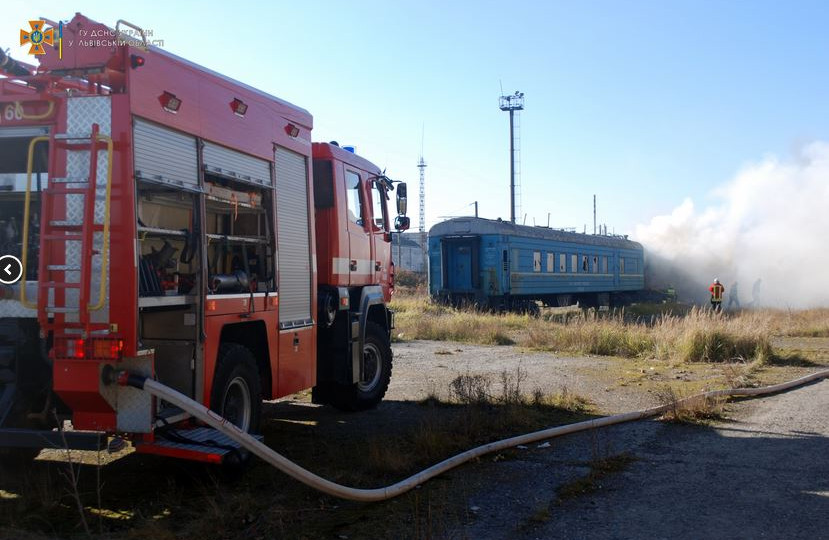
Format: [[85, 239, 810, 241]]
[[21, 123, 113, 338]]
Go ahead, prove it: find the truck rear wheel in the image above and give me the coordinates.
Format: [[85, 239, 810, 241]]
[[330, 322, 392, 411], [210, 344, 262, 434]]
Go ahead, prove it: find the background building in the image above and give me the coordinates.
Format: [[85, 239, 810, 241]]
[[392, 232, 427, 274]]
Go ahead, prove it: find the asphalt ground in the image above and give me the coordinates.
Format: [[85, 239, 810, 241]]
[[457, 379, 829, 540]]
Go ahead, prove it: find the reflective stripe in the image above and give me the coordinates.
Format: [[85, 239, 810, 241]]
[[332, 258, 350, 274], [331, 257, 374, 276]]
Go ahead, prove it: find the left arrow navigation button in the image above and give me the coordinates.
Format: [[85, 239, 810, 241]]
[[0, 255, 23, 285]]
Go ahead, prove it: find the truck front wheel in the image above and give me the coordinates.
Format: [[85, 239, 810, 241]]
[[330, 322, 392, 411]]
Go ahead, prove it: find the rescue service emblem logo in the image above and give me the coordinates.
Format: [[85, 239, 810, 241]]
[[19, 20, 55, 55]]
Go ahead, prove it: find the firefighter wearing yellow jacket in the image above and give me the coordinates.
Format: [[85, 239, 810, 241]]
[[709, 278, 725, 312]]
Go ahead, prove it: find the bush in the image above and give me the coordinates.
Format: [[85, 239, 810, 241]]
[[395, 269, 426, 289], [392, 293, 803, 364]]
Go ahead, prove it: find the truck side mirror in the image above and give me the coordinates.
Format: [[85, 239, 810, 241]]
[[394, 216, 410, 231], [396, 183, 407, 216]]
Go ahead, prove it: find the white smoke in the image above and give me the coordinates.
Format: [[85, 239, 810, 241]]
[[634, 141, 829, 309]]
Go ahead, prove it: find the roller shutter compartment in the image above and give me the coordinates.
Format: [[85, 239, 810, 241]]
[[203, 141, 271, 187], [133, 118, 199, 190], [275, 147, 312, 328]]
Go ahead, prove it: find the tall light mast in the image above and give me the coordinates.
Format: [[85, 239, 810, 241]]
[[499, 91, 524, 224], [417, 156, 426, 233]]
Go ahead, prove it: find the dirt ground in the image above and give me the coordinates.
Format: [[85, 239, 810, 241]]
[[1, 338, 828, 539]]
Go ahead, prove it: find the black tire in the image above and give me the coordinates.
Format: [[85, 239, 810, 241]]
[[0, 320, 51, 463], [330, 322, 392, 411], [210, 343, 262, 435]]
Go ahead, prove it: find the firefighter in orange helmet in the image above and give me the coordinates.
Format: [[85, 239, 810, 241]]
[[709, 278, 725, 312]]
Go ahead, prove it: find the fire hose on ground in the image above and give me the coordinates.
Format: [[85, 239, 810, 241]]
[[110, 368, 829, 503]]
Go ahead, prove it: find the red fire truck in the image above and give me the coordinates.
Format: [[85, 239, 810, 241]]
[[0, 14, 409, 463]]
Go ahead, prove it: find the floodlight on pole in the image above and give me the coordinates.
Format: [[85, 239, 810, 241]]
[[499, 91, 524, 223]]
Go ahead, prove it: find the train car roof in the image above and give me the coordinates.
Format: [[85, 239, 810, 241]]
[[429, 217, 643, 251]]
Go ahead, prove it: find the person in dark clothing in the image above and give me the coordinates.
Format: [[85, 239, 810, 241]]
[[726, 281, 740, 310]]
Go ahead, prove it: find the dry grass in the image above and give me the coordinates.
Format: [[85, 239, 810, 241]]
[[763, 308, 829, 337], [653, 385, 726, 424], [532, 386, 592, 414], [530, 308, 775, 364], [391, 291, 829, 364], [392, 294, 522, 345], [366, 369, 594, 477]]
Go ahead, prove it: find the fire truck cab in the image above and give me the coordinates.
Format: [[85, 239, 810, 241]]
[[0, 13, 409, 462]]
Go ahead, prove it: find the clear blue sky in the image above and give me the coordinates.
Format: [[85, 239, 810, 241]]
[[5, 1, 829, 234]]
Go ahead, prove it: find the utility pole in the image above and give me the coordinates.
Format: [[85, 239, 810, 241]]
[[499, 91, 524, 223]]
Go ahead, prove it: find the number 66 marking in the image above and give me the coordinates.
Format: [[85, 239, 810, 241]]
[[3, 103, 25, 122]]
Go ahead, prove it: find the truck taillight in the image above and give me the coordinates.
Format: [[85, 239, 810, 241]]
[[54, 338, 85, 359], [91, 339, 124, 360], [70, 339, 85, 359], [55, 338, 124, 360]]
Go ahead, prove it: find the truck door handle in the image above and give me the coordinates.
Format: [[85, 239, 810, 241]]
[[375, 260, 381, 271], [350, 260, 357, 271]]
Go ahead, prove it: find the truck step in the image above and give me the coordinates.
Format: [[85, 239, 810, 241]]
[[47, 222, 104, 231], [40, 282, 81, 289], [45, 306, 79, 313], [49, 220, 83, 229], [48, 187, 90, 195], [135, 427, 263, 464], [42, 234, 83, 241], [54, 133, 92, 141], [50, 177, 89, 184]]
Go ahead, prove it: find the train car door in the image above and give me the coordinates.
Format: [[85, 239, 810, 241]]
[[442, 237, 479, 291]]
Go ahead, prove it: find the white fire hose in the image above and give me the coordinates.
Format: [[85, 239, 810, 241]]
[[113, 368, 829, 503]]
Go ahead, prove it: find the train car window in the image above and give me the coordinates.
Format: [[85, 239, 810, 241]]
[[571, 254, 577, 272], [533, 251, 541, 272], [559, 253, 566, 273], [582, 256, 588, 272], [620, 258, 626, 274], [345, 170, 363, 225], [602, 256, 608, 274], [547, 253, 554, 272], [592, 256, 598, 273]]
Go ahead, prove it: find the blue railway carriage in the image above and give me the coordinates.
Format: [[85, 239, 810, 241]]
[[428, 217, 644, 310]]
